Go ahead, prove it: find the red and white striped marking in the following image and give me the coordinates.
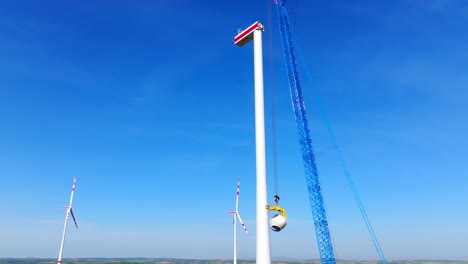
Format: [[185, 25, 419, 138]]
[[236, 213, 249, 235], [235, 179, 240, 211], [234, 21, 263, 47], [229, 179, 249, 235]]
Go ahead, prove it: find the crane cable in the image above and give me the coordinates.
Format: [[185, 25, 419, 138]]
[[267, 0, 279, 196], [266, 0, 299, 202]]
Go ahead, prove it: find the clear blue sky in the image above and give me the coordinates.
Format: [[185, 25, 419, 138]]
[[1, 0, 467, 261]]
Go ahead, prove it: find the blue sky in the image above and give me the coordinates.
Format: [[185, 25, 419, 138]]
[[1, 0, 467, 261]]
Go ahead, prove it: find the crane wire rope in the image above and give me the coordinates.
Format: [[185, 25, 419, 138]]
[[267, 0, 279, 196]]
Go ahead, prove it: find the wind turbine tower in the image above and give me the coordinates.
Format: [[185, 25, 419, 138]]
[[57, 177, 79, 264], [234, 21, 271, 264]]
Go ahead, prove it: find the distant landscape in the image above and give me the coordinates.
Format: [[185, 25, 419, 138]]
[[1, 259, 467, 264]]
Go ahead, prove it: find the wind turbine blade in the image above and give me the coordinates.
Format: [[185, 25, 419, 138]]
[[70, 208, 78, 229], [69, 177, 77, 207], [235, 179, 240, 211], [236, 212, 249, 235]]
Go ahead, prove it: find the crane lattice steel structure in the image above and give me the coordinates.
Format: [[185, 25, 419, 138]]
[[274, 1, 335, 263], [274, 1, 387, 264]]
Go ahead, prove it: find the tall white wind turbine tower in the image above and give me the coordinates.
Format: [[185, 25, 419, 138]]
[[229, 179, 249, 264], [57, 177, 79, 264], [234, 21, 271, 264]]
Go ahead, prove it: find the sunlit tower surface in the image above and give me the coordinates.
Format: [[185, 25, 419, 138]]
[[234, 21, 271, 264]]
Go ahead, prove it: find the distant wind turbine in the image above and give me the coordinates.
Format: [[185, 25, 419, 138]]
[[57, 177, 78, 264], [228, 179, 249, 264]]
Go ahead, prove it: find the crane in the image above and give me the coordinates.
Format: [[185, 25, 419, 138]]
[[273, 1, 336, 263], [273, 1, 387, 264]]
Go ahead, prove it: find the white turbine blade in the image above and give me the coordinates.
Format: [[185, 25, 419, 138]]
[[70, 209, 78, 229], [236, 212, 249, 235], [69, 177, 76, 207], [235, 179, 240, 211]]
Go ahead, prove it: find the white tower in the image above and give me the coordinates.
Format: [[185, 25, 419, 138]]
[[234, 21, 271, 264], [57, 177, 79, 264]]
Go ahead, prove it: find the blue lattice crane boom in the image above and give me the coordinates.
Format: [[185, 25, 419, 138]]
[[274, 1, 336, 263], [273, 1, 388, 264]]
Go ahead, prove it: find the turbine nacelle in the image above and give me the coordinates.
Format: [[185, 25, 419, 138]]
[[269, 214, 287, 232], [266, 203, 287, 232]]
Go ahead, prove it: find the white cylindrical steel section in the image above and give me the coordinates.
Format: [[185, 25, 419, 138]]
[[253, 27, 271, 264]]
